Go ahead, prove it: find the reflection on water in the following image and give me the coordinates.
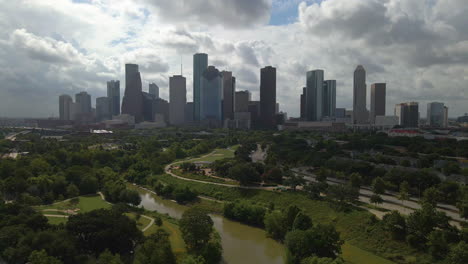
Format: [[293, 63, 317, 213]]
[[138, 191, 285, 264]]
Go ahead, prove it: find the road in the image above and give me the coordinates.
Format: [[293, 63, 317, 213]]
[[292, 167, 466, 226]]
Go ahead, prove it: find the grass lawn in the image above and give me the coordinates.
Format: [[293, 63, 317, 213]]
[[173, 169, 238, 185], [38, 195, 111, 213], [189, 147, 235, 163], [46, 216, 68, 225], [343, 243, 395, 264]]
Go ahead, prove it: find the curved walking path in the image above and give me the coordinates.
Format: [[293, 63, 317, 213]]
[[41, 192, 156, 232]]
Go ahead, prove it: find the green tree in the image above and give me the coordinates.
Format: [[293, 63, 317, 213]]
[[421, 187, 440, 207], [97, 249, 124, 264], [66, 183, 79, 198], [264, 211, 287, 240], [133, 230, 176, 264], [285, 205, 302, 230], [284, 174, 306, 191], [79, 175, 99, 195], [382, 211, 406, 240], [349, 173, 362, 189], [448, 241, 468, 264], [66, 209, 143, 255], [301, 257, 345, 264], [179, 208, 214, 251], [292, 212, 312, 231], [398, 181, 410, 205], [181, 256, 206, 264], [372, 177, 386, 195], [427, 230, 449, 260], [285, 224, 343, 264], [369, 194, 383, 206], [326, 184, 359, 207], [28, 250, 62, 264]]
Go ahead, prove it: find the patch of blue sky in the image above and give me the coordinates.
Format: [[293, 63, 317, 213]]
[[269, 0, 319, 25]]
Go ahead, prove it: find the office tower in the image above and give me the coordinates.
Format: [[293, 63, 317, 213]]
[[395, 102, 419, 128], [444, 106, 449, 128], [149, 83, 159, 99], [122, 64, 143, 122], [353, 65, 368, 124], [185, 102, 194, 123], [142, 92, 157, 122], [323, 80, 336, 118], [155, 98, 170, 124], [107, 80, 120, 116], [59, 94, 73, 120], [370, 83, 386, 124], [260, 66, 277, 128], [335, 108, 346, 118], [193, 53, 208, 121], [222, 71, 235, 120], [169, 75, 187, 125], [248, 100, 261, 123], [300, 87, 306, 119], [306, 70, 324, 121], [200, 66, 223, 121], [75, 91, 92, 114], [96, 97, 111, 121], [427, 102, 446, 128], [235, 90, 251, 112]]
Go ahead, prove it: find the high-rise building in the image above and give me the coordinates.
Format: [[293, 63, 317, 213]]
[[222, 71, 235, 120], [200, 66, 223, 122], [353, 65, 368, 124], [185, 102, 194, 123], [427, 102, 447, 128], [142, 92, 157, 122], [122, 64, 143, 122], [59, 94, 73, 121], [235, 90, 251, 113], [306, 70, 324, 121], [193, 53, 208, 121], [395, 102, 419, 128], [155, 98, 169, 124], [444, 106, 449, 128], [260, 66, 277, 128], [107, 80, 120, 117], [169, 75, 187, 125], [149, 83, 159, 99], [370, 83, 386, 124], [96, 97, 111, 121], [323, 80, 336, 118], [75, 92, 92, 114], [300, 87, 306, 119]]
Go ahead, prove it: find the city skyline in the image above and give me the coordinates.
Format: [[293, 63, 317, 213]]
[[1, 0, 467, 118]]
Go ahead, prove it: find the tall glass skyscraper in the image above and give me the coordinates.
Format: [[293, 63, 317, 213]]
[[169, 75, 187, 125], [193, 53, 208, 121], [107, 80, 120, 117], [122, 64, 143, 122], [323, 80, 336, 118], [200, 66, 223, 121], [353, 65, 367, 124], [306, 70, 324, 121], [370, 83, 386, 124], [260, 66, 276, 128]]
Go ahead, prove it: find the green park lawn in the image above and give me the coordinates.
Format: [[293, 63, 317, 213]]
[[39, 194, 111, 214]]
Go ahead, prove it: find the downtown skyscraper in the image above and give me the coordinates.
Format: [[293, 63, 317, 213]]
[[370, 83, 386, 124], [193, 53, 208, 121], [169, 75, 187, 125], [107, 80, 120, 117], [323, 80, 336, 118], [305, 70, 324, 121], [353, 65, 368, 124], [222, 71, 235, 120], [59, 94, 73, 121], [122, 64, 143, 122], [200, 66, 223, 123], [260, 66, 277, 128]]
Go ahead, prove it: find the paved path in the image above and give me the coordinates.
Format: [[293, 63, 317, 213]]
[[141, 215, 155, 232]]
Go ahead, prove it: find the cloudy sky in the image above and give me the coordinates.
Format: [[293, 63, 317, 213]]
[[0, 0, 467, 118]]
